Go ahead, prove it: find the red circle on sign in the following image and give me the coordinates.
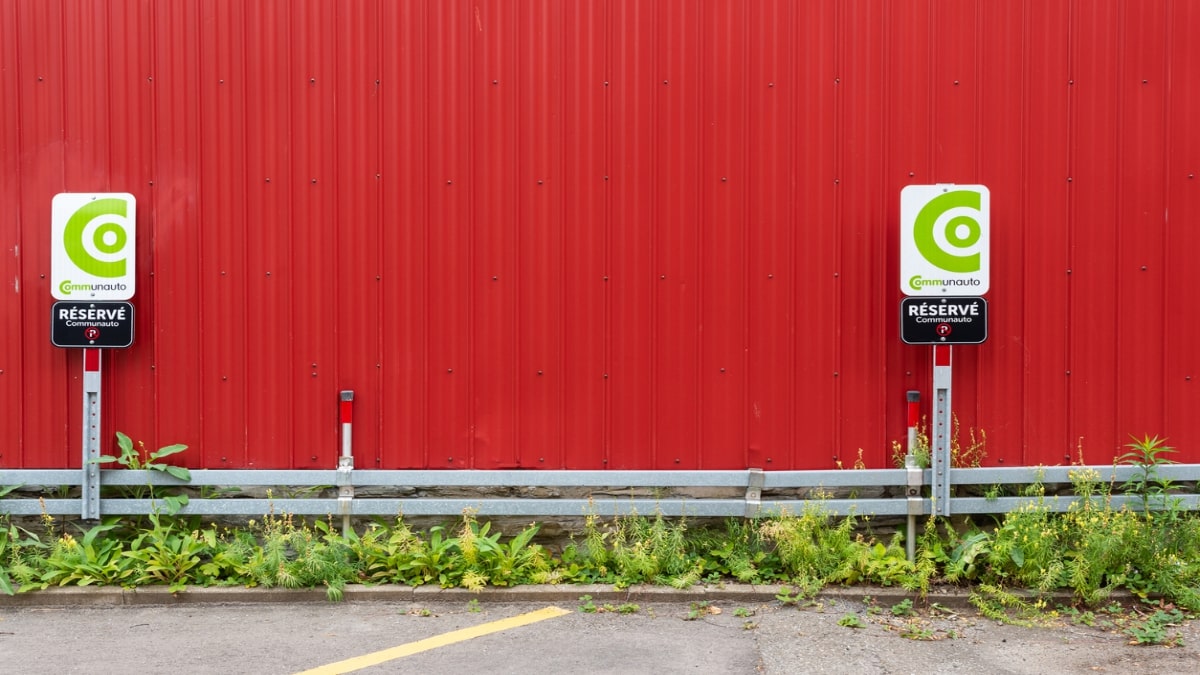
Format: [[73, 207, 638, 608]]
[[935, 323, 952, 337], [84, 327, 100, 340]]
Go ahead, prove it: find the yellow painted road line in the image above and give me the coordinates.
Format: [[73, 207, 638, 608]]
[[295, 606, 571, 675]]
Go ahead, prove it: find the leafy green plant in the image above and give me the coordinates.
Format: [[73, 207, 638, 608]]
[[1125, 609, 1186, 646], [92, 432, 192, 515], [837, 613, 865, 628], [578, 595, 597, 613], [1118, 435, 1177, 511], [890, 598, 915, 617]]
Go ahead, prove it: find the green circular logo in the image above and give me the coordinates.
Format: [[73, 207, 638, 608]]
[[64, 198, 129, 278], [913, 190, 982, 274]]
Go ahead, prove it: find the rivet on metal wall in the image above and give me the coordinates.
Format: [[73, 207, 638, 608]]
[[1141, 265, 1148, 271], [834, 78, 840, 84], [1067, 269, 1072, 274], [663, 80, 669, 85], [492, 275, 498, 281], [768, 82, 774, 87], [1067, 177, 1072, 182], [147, 77, 152, 82], [1143, 79, 1148, 84], [537, 370, 543, 376], [603, 276, 608, 281], [537, 180, 543, 185], [833, 372, 839, 377], [219, 79, 224, 84], [719, 368, 725, 373], [1069, 80, 1074, 85], [447, 180, 453, 185], [603, 81, 609, 86], [721, 177, 727, 182], [310, 78, 316, 84], [1066, 370, 1071, 375], [265, 177, 271, 182], [148, 181, 154, 186], [603, 175, 609, 180], [37, 76, 43, 82], [493, 79, 498, 85], [311, 178, 317, 184], [833, 272, 839, 277], [660, 274, 666, 280], [447, 368, 453, 373], [953, 80, 959, 85], [909, 171, 915, 177], [311, 455, 318, 461], [767, 274, 773, 279]]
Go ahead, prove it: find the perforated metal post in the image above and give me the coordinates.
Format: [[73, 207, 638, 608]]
[[81, 349, 102, 520], [932, 346, 953, 517]]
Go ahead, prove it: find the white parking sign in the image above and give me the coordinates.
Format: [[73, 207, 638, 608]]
[[51, 193, 136, 300], [900, 185, 989, 296]]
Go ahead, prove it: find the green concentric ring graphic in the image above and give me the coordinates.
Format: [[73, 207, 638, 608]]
[[913, 190, 981, 274], [64, 198, 129, 278]]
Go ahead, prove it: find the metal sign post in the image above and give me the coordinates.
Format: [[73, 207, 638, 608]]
[[81, 349, 102, 519], [931, 344, 953, 517]]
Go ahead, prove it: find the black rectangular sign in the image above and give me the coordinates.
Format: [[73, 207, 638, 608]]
[[901, 296, 987, 345], [51, 301, 135, 348]]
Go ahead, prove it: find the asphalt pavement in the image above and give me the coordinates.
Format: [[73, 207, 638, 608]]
[[1, 585, 1197, 674]]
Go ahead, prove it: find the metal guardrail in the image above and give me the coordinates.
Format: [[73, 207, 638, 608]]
[[1, 465, 1197, 519]]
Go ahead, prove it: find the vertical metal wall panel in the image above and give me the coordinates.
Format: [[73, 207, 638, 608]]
[[290, 0, 339, 468], [379, 0, 429, 469], [198, 0, 249, 467], [334, 0, 382, 468], [152, 0, 204, 466], [0, 0, 21, 468], [243, 0, 294, 468], [976, 0, 1028, 462], [426, 0, 471, 468], [1115, 0, 1168, 441], [515, 0, 563, 469], [746, 0, 795, 470], [19, 0, 71, 469], [560, 0, 606, 469], [698, 0, 748, 469], [1068, 0, 1121, 461], [791, 1, 839, 469], [652, 0, 701, 470], [1164, 0, 1200, 457], [472, 0, 519, 468], [837, 0, 888, 467], [608, 0, 656, 470], [107, 0, 160, 461], [5, 1, 1200, 471], [1020, 0, 1072, 466]]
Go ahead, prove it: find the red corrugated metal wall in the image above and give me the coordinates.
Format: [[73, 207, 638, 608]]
[[2, 0, 1198, 470]]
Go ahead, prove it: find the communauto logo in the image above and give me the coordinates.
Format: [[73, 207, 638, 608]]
[[63, 197, 131, 278], [912, 188, 983, 274]]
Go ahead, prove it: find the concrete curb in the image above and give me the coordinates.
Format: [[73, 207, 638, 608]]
[[0, 583, 986, 609]]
